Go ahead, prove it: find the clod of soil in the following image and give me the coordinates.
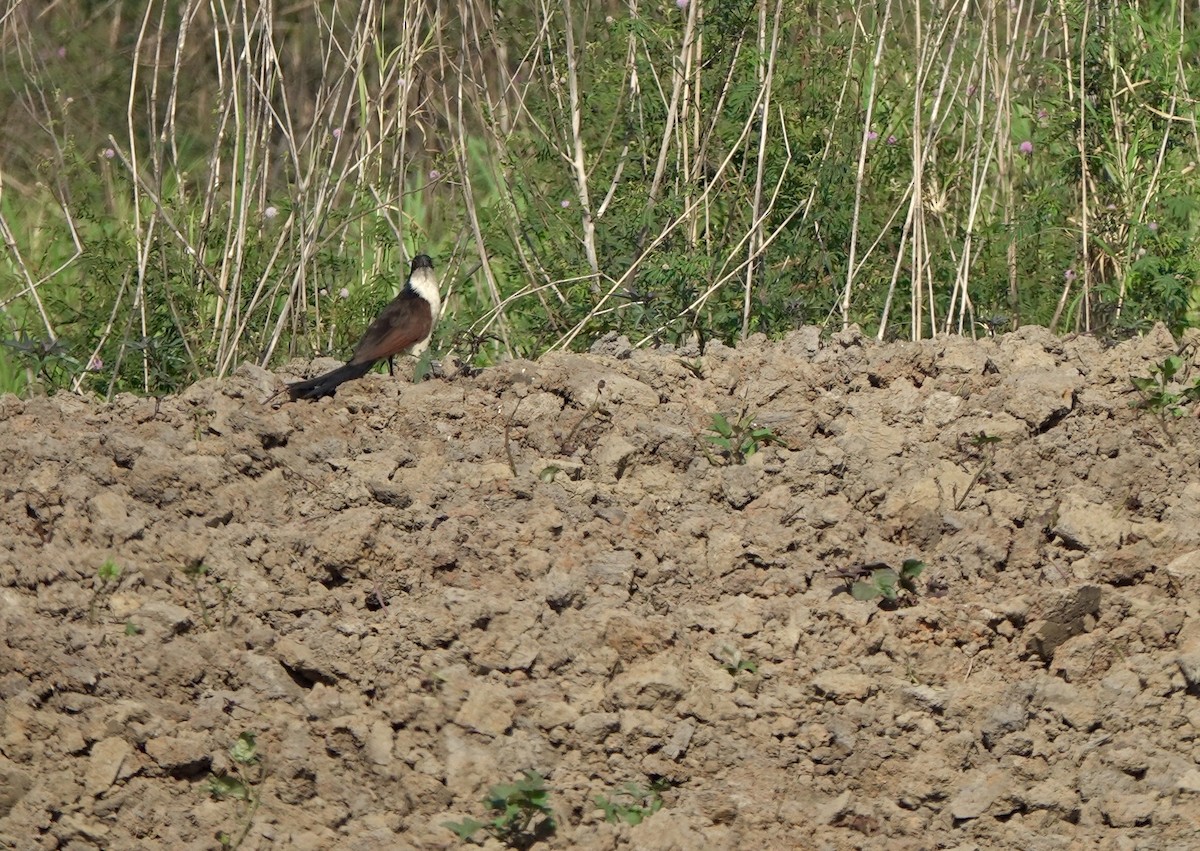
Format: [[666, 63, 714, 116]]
[[3, 324, 1200, 850]]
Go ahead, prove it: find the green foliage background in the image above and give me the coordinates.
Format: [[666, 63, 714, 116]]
[[2, 0, 1198, 397]]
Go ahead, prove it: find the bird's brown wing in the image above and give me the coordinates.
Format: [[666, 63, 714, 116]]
[[349, 292, 433, 365]]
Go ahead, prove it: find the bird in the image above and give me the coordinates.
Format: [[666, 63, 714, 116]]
[[286, 254, 441, 401]]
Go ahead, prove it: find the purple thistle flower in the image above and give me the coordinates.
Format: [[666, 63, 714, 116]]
[[866, 130, 879, 142], [1018, 140, 1034, 155], [886, 135, 897, 146]]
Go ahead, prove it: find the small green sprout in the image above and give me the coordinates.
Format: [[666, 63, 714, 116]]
[[703, 410, 786, 464], [847, 559, 927, 604], [444, 770, 556, 847], [595, 780, 669, 826]]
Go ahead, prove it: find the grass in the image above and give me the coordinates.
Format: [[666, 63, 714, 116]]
[[2, 1, 1200, 398]]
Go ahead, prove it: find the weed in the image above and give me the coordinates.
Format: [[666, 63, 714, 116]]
[[180, 560, 233, 629], [443, 770, 556, 848], [1130, 351, 1200, 445], [840, 559, 927, 606], [206, 731, 264, 850], [711, 642, 758, 678], [559, 380, 610, 455], [702, 408, 786, 465], [89, 557, 122, 622], [595, 780, 669, 826], [954, 432, 1001, 510]]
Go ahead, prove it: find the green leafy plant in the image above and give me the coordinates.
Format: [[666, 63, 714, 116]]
[[846, 559, 927, 605], [595, 780, 669, 826], [702, 409, 786, 465], [1131, 353, 1200, 444], [206, 731, 264, 850], [443, 770, 556, 848]]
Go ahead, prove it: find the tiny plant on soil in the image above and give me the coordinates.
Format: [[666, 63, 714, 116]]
[[712, 642, 758, 679], [1130, 351, 1200, 445], [840, 560, 927, 606], [443, 770, 556, 848], [702, 408, 786, 465], [206, 731, 264, 850], [89, 557, 122, 622], [595, 779, 670, 826], [180, 560, 233, 628], [955, 432, 1001, 510]]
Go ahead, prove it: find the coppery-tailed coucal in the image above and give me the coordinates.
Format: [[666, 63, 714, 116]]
[[287, 254, 441, 401]]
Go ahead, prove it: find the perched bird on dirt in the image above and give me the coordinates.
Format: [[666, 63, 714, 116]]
[[287, 254, 441, 401]]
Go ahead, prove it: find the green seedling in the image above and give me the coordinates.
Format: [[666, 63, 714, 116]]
[[595, 780, 669, 826], [847, 559, 927, 605], [1131, 353, 1200, 445], [711, 642, 758, 679], [444, 770, 556, 848], [207, 732, 264, 850], [702, 409, 786, 465], [89, 557, 123, 622], [97, 558, 122, 583]]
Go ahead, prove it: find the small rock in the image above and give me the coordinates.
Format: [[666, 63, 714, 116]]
[[812, 669, 874, 703], [573, 712, 620, 743], [949, 770, 1010, 821], [86, 736, 133, 796], [609, 658, 688, 711], [1176, 768, 1200, 793], [592, 434, 637, 480], [145, 733, 210, 775], [662, 720, 696, 761], [1053, 496, 1124, 551], [1025, 585, 1101, 662], [0, 759, 31, 817], [364, 719, 393, 766], [901, 684, 947, 713], [981, 702, 1028, 747], [1099, 791, 1157, 827], [137, 601, 194, 635], [1176, 623, 1200, 688], [1034, 679, 1098, 731], [816, 790, 852, 825], [454, 682, 515, 737]]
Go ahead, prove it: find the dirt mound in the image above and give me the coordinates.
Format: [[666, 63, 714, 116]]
[[3, 325, 1200, 850]]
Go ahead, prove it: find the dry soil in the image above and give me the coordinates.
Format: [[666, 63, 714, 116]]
[[3, 325, 1200, 850]]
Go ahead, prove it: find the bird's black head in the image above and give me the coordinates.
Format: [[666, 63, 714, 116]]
[[411, 254, 434, 271]]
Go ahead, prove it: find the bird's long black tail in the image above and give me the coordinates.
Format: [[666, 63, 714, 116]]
[[286, 360, 374, 401]]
